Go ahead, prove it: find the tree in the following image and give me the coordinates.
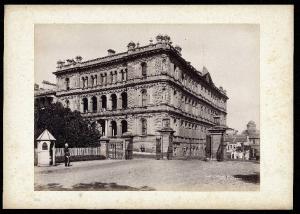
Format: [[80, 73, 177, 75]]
[[34, 102, 101, 148]]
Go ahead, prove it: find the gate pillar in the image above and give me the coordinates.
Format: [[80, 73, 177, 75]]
[[156, 137, 162, 160], [207, 116, 228, 161], [158, 127, 175, 160], [122, 132, 133, 160], [100, 137, 110, 158]]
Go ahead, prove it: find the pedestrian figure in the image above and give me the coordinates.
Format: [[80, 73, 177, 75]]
[[64, 143, 70, 167]]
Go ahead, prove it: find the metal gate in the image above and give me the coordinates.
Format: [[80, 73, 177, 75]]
[[173, 143, 204, 160], [108, 141, 124, 159]]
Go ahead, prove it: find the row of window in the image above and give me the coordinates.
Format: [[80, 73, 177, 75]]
[[79, 89, 150, 113], [172, 65, 223, 103], [64, 62, 149, 91], [63, 60, 225, 107], [94, 118, 147, 136], [81, 92, 128, 113]]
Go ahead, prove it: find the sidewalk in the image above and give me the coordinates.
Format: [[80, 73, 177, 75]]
[[34, 159, 125, 173]]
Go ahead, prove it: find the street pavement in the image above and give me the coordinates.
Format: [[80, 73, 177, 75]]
[[35, 158, 260, 191]]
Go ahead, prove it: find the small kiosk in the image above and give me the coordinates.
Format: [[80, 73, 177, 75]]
[[36, 129, 56, 166]]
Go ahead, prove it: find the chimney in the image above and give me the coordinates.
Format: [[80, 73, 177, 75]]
[[107, 49, 116, 56], [127, 41, 136, 50]]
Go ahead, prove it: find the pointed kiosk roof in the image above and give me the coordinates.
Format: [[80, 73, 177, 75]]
[[36, 129, 56, 141]]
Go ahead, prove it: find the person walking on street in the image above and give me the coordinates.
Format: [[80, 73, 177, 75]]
[[64, 143, 70, 167]]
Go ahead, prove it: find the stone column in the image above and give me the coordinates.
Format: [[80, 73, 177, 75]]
[[117, 70, 122, 82], [103, 74, 107, 85], [114, 71, 117, 83], [107, 120, 112, 137], [99, 97, 102, 112], [105, 119, 109, 137], [125, 69, 128, 81], [94, 76, 97, 87], [98, 74, 102, 86], [117, 121, 122, 137], [108, 72, 113, 84], [107, 94, 112, 111], [88, 97, 93, 113], [117, 93, 122, 110]]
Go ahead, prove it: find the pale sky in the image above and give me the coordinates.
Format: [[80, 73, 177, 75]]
[[35, 24, 260, 133]]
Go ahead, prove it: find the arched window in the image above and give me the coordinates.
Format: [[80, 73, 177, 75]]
[[42, 142, 48, 150], [121, 120, 128, 134], [98, 119, 106, 136], [101, 95, 107, 110], [65, 78, 70, 90], [82, 97, 88, 113], [111, 94, 117, 110], [92, 96, 97, 113], [111, 121, 117, 136], [121, 92, 128, 109], [141, 62, 147, 78], [141, 118, 147, 135], [141, 89, 147, 107]]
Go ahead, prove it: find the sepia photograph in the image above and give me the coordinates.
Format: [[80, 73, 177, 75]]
[[3, 5, 293, 209], [34, 24, 260, 191]]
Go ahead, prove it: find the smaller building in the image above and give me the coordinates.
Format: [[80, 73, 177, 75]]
[[224, 135, 249, 160], [242, 121, 260, 161], [224, 121, 260, 161], [34, 81, 57, 109]]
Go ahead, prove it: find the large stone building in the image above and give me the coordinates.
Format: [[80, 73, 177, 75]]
[[36, 35, 228, 155]]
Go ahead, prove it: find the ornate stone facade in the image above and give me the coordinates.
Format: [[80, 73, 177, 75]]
[[38, 35, 228, 154]]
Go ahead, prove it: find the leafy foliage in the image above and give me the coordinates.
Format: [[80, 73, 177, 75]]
[[34, 102, 101, 148]]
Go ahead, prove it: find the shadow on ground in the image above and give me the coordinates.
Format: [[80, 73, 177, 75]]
[[233, 173, 260, 184], [35, 182, 155, 191], [35, 183, 69, 191]]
